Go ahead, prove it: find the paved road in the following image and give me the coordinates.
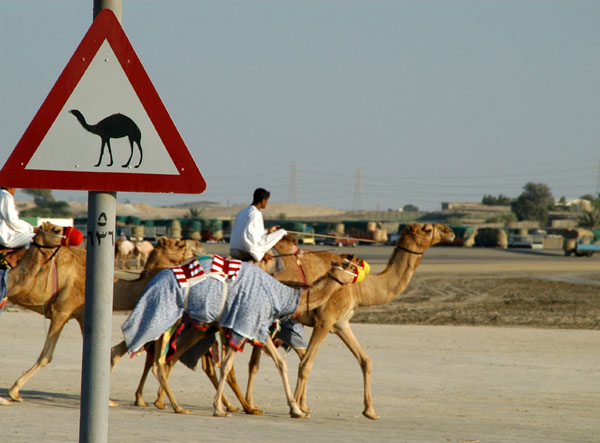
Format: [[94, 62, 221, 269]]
[[0, 311, 598, 442]]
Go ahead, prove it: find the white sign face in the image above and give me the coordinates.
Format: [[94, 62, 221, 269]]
[[26, 41, 179, 175]]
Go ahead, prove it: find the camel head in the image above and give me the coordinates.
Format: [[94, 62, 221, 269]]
[[35, 222, 84, 248], [146, 237, 206, 270], [273, 234, 299, 255], [397, 223, 455, 253]]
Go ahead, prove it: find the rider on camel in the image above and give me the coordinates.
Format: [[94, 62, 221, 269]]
[[0, 187, 36, 268]]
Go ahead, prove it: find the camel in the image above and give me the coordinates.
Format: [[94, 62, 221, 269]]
[[133, 239, 154, 269], [242, 234, 367, 409], [111, 257, 361, 416], [115, 238, 135, 269], [117, 234, 352, 412], [291, 223, 455, 419], [122, 234, 367, 413], [69, 109, 143, 168], [3, 229, 204, 403], [3, 222, 86, 402]]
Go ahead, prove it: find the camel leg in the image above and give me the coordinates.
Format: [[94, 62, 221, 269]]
[[200, 354, 241, 413], [213, 345, 237, 417], [294, 322, 332, 414], [334, 323, 379, 420], [246, 345, 262, 409], [105, 139, 114, 167], [262, 337, 306, 418], [95, 141, 106, 167], [134, 352, 154, 407], [151, 339, 191, 414], [222, 356, 264, 415], [153, 357, 175, 410], [122, 139, 134, 168], [108, 340, 130, 407], [135, 141, 143, 168], [8, 314, 69, 402]]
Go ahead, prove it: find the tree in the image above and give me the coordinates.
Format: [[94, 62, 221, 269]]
[[402, 204, 419, 212], [578, 209, 600, 229], [580, 194, 596, 202], [20, 188, 71, 217], [482, 194, 512, 205], [510, 183, 554, 225], [186, 207, 205, 219]]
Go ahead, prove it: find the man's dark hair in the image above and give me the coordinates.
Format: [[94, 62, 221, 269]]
[[252, 188, 270, 205]]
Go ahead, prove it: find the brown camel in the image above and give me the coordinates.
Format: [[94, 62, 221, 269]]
[[4, 229, 204, 403], [243, 234, 364, 409], [69, 109, 143, 168], [120, 234, 352, 412], [127, 259, 362, 416], [5, 222, 86, 402], [128, 234, 364, 413], [292, 223, 455, 419]]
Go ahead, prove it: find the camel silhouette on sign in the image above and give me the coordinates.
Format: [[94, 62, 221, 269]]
[[69, 109, 143, 168]]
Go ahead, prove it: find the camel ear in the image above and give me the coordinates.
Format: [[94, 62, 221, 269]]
[[157, 237, 168, 248], [421, 224, 433, 234]]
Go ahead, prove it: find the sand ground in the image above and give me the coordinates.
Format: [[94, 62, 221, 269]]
[[0, 245, 598, 442]]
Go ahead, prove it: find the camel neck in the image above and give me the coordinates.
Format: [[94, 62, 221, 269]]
[[354, 248, 422, 308], [7, 245, 52, 302]]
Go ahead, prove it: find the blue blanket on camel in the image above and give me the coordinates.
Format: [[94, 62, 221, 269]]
[[122, 256, 301, 354]]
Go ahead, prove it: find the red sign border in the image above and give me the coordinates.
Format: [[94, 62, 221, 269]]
[[0, 9, 206, 194]]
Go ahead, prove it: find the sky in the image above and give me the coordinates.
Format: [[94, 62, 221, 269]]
[[1, 0, 599, 212]]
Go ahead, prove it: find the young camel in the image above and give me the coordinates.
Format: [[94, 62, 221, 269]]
[[115, 258, 360, 416], [3, 230, 204, 403], [293, 222, 455, 419]]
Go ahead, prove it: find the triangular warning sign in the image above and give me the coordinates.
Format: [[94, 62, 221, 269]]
[[0, 9, 206, 194]]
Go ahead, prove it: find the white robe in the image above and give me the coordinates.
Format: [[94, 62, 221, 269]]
[[229, 205, 287, 261], [0, 190, 34, 248]]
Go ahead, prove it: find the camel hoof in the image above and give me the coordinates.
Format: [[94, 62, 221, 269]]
[[108, 399, 119, 407], [0, 396, 11, 406], [226, 405, 240, 413], [175, 408, 193, 415], [8, 391, 22, 403], [363, 409, 380, 420], [154, 400, 167, 410], [244, 407, 264, 416], [290, 408, 309, 419], [213, 409, 231, 417], [135, 399, 148, 407]]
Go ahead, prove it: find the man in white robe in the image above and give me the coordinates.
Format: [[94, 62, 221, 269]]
[[229, 188, 308, 352], [0, 188, 36, 268], [230, 188, 287, 262]]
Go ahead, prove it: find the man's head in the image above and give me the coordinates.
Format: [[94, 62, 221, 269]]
[[252, 188, 270, 209]]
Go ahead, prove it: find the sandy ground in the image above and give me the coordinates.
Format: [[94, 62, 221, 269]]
[[0, 246, 599, 441]]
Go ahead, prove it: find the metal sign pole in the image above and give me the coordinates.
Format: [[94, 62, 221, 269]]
[[79, 4, 121, 442], [79, 191, 117, 442]]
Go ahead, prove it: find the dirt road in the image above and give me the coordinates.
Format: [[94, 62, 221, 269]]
[[0, 311, 598, 442]]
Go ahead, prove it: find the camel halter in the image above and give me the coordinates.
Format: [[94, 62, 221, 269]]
[[331, 260, 369, 284], [396, 245, 424, 255]]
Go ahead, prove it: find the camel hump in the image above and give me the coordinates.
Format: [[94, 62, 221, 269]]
[[100, 113, 141, 138]]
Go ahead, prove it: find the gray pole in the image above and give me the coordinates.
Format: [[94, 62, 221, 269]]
[[79, 192, 117, 442], [79, 4, 121, 442]]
